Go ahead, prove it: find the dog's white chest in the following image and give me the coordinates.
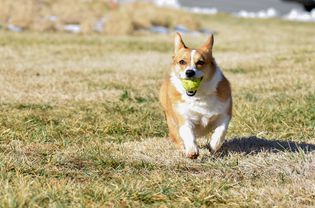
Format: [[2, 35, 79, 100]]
[[171, 65, 229, 127], [176, 95, 227, 126]]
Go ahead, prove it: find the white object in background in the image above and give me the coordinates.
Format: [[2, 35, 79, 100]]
[[149, 26, 169, 34], [154, 0, 180, 8], [95, 18, 105, 32], [185, 7, 218, 15], [236, 8, 277, 19], [7, 24, 22, 32], [47, 15, 58, 22], [64, 24, 81, 33], [284, 9, 315, 22]]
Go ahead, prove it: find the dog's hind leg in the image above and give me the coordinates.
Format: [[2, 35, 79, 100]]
[[165, 114, 183, 147]]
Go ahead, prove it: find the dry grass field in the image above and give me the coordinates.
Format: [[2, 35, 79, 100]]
[[0, 13, 314, 207], [0, 1, 201, 35]]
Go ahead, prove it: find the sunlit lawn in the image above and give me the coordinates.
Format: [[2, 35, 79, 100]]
[[0, 14, 314, 207]]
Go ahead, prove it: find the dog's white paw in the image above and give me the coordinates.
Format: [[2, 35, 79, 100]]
[[185, 144, 199, 159], [209, 141, 222, 152]]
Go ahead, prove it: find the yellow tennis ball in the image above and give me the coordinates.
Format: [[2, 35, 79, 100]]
[[180, 78, 202, 91]]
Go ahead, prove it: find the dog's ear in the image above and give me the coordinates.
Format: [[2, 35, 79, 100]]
[[174, 32, 186, 54], [202, 34, 214, 53]]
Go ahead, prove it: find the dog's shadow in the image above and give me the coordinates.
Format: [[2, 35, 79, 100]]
[[219, 136, 315, 155]]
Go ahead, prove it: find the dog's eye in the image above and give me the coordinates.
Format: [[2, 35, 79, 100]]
[[196, 60, 205, 66], [179, 60, 186, 65]]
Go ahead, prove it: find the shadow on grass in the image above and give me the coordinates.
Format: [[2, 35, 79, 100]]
[[221, 136, 315, 154]]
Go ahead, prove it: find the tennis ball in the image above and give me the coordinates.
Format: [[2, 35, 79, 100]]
[[180, 78, 203, 91]]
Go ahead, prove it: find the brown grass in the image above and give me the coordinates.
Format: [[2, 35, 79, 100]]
[[0, 13, 314, 206], [0, 1, 201, 35], [0, 0, 39, 29], [105, 3, 201, 35]]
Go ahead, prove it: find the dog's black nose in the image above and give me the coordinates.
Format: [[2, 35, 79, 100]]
[[185, 70, 195, 78]]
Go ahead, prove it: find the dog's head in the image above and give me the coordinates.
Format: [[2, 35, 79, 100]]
[[172, 33, 216, 96]]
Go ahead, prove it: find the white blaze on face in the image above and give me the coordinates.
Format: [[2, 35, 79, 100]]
[[178, 49, 204, 79], [181, 49, 203, 79], [190, 50, 196, 67]]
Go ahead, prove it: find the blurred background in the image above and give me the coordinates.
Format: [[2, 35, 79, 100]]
[[0, 0, 314, 35]]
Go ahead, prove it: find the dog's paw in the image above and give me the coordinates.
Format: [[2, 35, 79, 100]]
[[185, 145, 199, 159], [186, 151, 199, 159]]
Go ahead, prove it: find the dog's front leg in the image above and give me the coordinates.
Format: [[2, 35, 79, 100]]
[[179, 123, 199, 159], [209, 116, 230, 152]]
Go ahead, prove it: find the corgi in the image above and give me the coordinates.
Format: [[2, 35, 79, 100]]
[[159, 33, 232, 159]]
